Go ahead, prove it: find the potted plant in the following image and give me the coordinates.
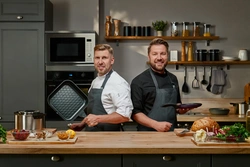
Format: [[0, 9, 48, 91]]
[[0, 124, 7, 143], [152, 20, 168, 36]]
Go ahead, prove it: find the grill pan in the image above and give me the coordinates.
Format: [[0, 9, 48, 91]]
[[47, 80, 88, 121]]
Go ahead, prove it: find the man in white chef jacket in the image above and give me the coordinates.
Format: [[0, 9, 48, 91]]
[[69, 44, 133, 131]]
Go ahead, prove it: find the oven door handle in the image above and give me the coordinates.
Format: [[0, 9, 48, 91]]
[[75, 83, 91, 86]]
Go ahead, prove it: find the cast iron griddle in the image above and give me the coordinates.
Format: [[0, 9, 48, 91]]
[[47, 80, 88, 121]]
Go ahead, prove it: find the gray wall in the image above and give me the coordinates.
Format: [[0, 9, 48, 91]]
[[50, 0, 250, 100]]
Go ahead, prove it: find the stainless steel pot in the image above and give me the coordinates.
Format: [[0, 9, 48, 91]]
[[230, 102, 248, 115], [14, 110, 45, 130]]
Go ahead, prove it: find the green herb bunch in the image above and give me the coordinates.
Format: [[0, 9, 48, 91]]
[[216, 123, 249, 141], [152, 20, 168, 31], [0, 124, 7, 143]]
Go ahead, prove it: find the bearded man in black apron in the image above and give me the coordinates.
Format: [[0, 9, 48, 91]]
[[131, 38, 189, 132], [70, 44, 133, 131]]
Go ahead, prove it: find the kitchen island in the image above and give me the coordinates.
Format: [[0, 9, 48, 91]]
[[1, 131, 250, 167]]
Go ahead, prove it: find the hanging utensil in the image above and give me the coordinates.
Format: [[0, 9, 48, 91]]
[[192, 67, 199, 89], [201, 66, 208, 85], [206, 66, 212, 92], [182, 66, 189, 93]]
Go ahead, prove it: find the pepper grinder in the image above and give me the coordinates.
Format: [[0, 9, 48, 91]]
[[105, 16, 112, 36], [113, 19, 121, 36], [187, 41, 194, 61], [181, 41, 186, 61]]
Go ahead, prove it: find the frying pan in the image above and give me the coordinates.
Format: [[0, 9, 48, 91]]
[[47, 80, 88, 121], [162, 103, 202, 109]]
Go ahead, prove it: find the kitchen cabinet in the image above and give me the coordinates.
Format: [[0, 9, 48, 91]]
[[123, 154, 211, 167], [212, 154, 250, 167], [0, 0, 53, 22], [0, 0, 52, 129], [0, 154, 121, 167]]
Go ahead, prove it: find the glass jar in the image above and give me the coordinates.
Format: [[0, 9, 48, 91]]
[[203, 24, 211, 37], [193, 22, 200, 37], [171, 22, 179, 37], [182, 22, 189, 37]]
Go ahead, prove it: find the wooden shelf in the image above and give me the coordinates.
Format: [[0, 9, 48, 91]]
[[167, 61, 250, 70], [105, 36, 219, 40], [105, 36, 219, 46], [168, 61, 250, 65]]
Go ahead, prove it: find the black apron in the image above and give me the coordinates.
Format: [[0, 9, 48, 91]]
[[85, 70, 121, 131], [137, 69, 178, 131]]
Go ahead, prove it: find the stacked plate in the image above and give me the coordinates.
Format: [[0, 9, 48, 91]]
[[222, 56, 239, 61]]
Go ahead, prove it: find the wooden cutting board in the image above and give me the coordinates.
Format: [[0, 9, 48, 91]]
[[191, 138, 250, 146], [7, 136, 78, 145], [174, 128, 195, 137]]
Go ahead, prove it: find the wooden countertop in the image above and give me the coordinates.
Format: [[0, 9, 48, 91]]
[[1, 131, 250, 155], [177, 113, 246, 122]]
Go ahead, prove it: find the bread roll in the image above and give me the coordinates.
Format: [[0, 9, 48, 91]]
[[191, 117, 220, 132]]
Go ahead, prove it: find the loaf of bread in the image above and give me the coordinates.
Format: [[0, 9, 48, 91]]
[[191, 117, 220, 132]]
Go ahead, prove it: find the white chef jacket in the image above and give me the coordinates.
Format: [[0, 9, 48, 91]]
[[88, 70, 133, 119]]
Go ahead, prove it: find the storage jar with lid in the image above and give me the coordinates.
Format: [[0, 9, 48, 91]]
[[171, 22, 179, 37], [196, 49, 207, 61], [203, 24, 211, 36], [182, 22, 189, 37], [193, 22, 201, 37], [209, 49, 220, 61]]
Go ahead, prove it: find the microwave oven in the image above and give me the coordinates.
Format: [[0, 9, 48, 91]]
[[45, 31, 96, 64]]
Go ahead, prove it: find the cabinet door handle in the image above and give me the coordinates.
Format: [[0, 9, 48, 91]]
[[16, 16, 23, 20], [51, 155, 60, 162], [0, 116, 2, 120], [163, 155, 172, 161]]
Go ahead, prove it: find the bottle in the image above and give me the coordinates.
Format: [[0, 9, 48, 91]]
[[181, 41, 186, 61], [105, 16, 112, 36], [187, 41, 193, 61], [246, 97, 250, 132], [182, 22, 189, 37], [193, 22, 200, 37], [203, 24, 211, 37], [171, 22, 179, 37]]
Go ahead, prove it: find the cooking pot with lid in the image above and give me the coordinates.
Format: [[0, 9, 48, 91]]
[[230, 102, 249, 115], [14, 110, 45, 130]]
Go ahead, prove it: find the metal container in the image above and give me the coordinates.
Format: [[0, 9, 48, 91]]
[[14, 110, 45, 130], [230, 102, 249, 115]]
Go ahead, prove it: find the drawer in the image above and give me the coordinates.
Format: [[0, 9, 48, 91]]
[[0, 0, 52, 21]]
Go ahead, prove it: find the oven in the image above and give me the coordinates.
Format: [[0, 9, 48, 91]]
[[45, 65, 96, 121]]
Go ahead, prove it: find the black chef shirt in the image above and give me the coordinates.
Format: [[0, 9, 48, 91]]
[[131, 68, 181, 117]]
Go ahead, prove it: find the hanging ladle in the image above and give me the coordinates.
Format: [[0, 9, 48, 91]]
[[201, 66, 208, 85]]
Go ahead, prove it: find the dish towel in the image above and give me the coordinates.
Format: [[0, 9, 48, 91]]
[[211, 69, 227, 94]]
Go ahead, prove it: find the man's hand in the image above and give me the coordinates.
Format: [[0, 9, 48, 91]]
[[69, 122, 85, 131], [83, 114, 99, 127], [152, 121, 172, 132]]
